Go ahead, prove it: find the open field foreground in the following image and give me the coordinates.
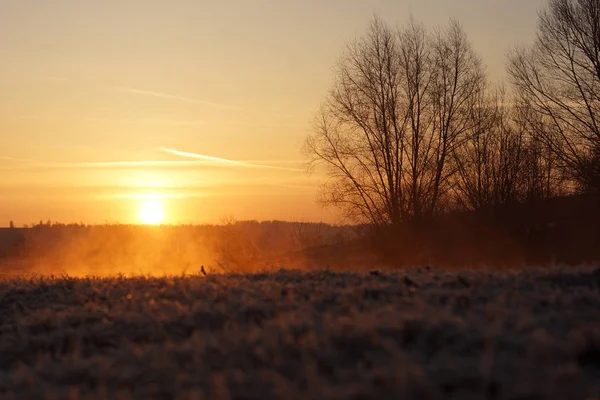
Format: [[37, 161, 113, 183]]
[[1, 268, 600, 400]]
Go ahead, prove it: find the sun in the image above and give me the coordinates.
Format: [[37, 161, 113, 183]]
[[138, 199, 165, 225]]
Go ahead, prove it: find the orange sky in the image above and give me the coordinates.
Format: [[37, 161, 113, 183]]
[[0, 0, 547, 226]]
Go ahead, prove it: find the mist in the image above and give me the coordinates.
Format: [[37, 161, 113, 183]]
[[0, 220, 359, 278]]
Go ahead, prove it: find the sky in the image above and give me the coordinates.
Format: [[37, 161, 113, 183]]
[[0, 0, 547, 226]]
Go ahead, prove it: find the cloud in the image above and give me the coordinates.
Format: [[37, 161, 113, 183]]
[[0, 158, 305, 172], [39, 76, 242, 111], [0, 149, 305, 175], [156, 147, 248, 166], [0, 160, 216, 171], [111, 86, 242, 111], [156, 147, 304, 172], [0, 156, 41, 164], [0, 179, 319, 202], [45, 76, 70, 83]]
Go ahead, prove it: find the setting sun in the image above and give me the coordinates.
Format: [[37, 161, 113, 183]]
[[138, 199, 165, 225]]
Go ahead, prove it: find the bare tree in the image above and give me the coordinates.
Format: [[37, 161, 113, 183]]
[[452, 87, 515, 210], [452, 87, 563, 211], [427, 21, 487, 213], [508, 0, 600, 192], [513, 103, 567, 200], [304, 17, 487, 227]]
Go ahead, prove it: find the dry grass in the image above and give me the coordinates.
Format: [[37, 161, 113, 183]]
[[1, 267, 600, 399]]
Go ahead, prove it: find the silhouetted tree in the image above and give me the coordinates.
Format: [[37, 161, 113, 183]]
[[508, 0, 600, 193], [9, 220, 14, 229], [513, 103, 567, 200], [578, 145, 600, 191], [452, 87, 525, 209], [304, 17, 487, 227], [452, 87, 565, 210]]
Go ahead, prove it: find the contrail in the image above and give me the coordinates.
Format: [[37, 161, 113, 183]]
[[111, 86, 242, 111], [156, 147, 247, 166], [156, 147, 304, 172]]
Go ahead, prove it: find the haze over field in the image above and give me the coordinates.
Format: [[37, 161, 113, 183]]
[[0, 0, 547, 226]]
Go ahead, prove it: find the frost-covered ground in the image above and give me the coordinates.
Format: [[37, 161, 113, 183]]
[[1, 267, 600, 400]]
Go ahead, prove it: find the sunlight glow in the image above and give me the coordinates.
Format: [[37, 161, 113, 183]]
[[138, 198, 165, 225]]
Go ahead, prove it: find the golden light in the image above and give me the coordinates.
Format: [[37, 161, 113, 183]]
[[138, 198, 165, 225]]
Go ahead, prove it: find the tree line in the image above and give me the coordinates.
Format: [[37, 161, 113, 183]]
[[304, 0, 600, 228]]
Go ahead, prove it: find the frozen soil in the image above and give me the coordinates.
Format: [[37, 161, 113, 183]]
[[1, 267, 600, 400]]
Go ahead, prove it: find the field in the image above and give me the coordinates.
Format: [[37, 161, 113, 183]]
[[1, 267, 600, 400]]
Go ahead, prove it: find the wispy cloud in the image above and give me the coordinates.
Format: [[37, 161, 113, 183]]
[[1, 179, 319, 201], [0, 150, 304, 173], [156, 147, 304, 172], [0, 160, 210, 171], [0, 159, 305, 172], [40, 76, 242, 112], [45, 76, 70, 83], [0, 156, 41, 164], [19, 114, 206, 127], [111, 86, 242, 111]]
